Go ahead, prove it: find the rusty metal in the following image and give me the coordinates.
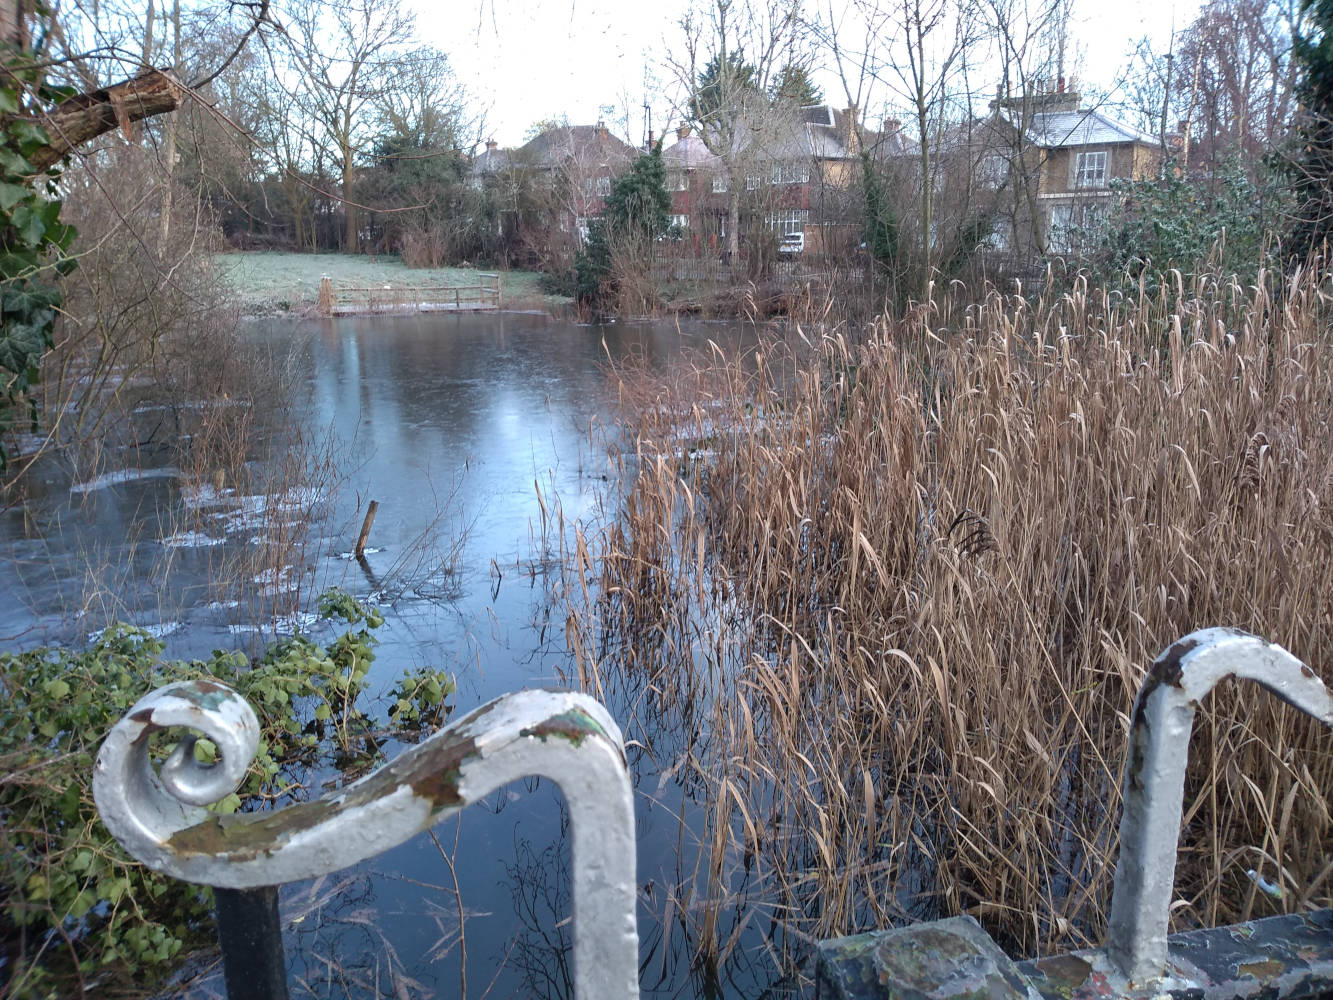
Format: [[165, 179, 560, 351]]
[[94, 682, 638, 1000]]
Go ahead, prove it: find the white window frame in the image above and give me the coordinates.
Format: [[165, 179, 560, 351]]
[[712, 175, 728, 193], [978, 154, 1009, 187], [765, 209, 809, 235], [745, 175, 761, 191], [1074, 150, 1108, 188], [668, 213, 689, 230], [668, 172, 688, 192], [595, 176, 612, 197], [768, 163, 811, 185]]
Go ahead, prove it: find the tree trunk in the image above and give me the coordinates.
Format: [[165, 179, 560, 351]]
[[727, 182, 740, 263], [343, 153, 358, 253]]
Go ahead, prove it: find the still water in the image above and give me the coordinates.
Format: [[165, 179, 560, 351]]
[[1, 311, 800, 998]]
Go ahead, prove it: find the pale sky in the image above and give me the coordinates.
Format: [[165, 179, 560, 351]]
[[415, 0, 1196, 149]]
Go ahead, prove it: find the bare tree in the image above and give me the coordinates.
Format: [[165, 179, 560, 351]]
[[818, 0, 984, 289], [269, 0, 416, 252], [670, 0, 809, 262], [1176, 0, 1301, 172], [1, 1, 271, 171]]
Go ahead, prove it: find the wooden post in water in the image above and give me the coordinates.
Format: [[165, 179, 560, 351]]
[[355, 500, 379, 558]]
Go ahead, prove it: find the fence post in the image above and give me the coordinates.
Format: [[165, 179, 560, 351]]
[[214, 886, 289, 1000]]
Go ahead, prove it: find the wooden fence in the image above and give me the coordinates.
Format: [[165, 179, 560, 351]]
[[317, 273, 501, 316]]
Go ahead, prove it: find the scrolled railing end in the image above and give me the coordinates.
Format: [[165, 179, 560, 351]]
[[93, 680, 639, 1000]]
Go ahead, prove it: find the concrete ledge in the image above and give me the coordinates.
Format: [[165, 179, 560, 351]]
[[816, 915, 1037, 1000], [816, 910, 1333, 1000]]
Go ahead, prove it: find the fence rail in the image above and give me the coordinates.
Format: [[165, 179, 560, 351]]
[[316, 273, 501, 315]]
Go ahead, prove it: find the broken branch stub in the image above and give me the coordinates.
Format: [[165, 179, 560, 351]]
[[1106, 627, 1333, 988], [94, 681, 639, 1000]]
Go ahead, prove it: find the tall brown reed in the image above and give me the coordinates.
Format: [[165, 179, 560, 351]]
[[562, 263, 1333, 973]]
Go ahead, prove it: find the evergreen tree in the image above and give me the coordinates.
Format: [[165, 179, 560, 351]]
[[770, 64, 823, 106], [691, 52, 758, 122], [861, 153, 900, 270], [1290, 0, 1333, 256], [576, 142, 671, 305]]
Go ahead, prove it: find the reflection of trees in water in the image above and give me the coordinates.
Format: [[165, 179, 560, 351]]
[[281, 873, 435, 998], [503, 819, 574, 1000]]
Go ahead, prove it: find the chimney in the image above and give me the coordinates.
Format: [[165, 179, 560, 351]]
[[485, 138, 497, 152], [881, 117, 902, 136], [1176, 119, 1190, 135], [842, 105, 861, 155], [1057, 75, 1065, 93], [596, 120, 607, 140], [677, 123, 691, 140], [646, 129, 655, 152]]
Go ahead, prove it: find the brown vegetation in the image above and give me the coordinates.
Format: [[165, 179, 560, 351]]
[[561, 263, 1333, 974]]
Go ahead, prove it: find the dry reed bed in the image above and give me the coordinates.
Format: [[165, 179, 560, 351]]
[[563, 266, 1333, 969]]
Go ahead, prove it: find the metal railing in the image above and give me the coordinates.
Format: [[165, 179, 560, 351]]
[[93, 629, 1333, 999], [93, 687, 637, 1000], [819, 627, 1333, 999]]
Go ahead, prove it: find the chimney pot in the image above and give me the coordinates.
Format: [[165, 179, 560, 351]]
[[485, 138, 497, 151], [677, 123, 691, 140]]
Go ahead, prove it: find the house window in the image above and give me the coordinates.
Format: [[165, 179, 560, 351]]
[[1074, 150, 1108, 188], [766, 209, 809, 235], [712, 175, 728, 193], [978, 155, 1009, 187], [746, 175, 761, 191], [668, 172, 687, 192], [595, 176, 612, 196], [669, 213, 689, 230], [1047, 202, 1107, 252], [769, 163, 811, 185]]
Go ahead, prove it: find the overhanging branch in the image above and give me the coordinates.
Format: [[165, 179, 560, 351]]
[[20, 68, 185, 173]]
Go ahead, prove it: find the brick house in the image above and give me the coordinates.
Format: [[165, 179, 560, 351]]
[[987, 88, 1164, 254], [1023, 98, 1163, 252], [660, 105, 870, 257], [471, 123, 638, 266]]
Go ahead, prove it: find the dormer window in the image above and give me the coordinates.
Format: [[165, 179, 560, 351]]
[[1075, 150, 1108, 188]]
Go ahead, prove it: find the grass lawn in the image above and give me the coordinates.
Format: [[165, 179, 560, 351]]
[[216, 251, 568, 313]]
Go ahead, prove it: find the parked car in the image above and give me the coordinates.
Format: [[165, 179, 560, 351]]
[[778, 232, 804, 254]]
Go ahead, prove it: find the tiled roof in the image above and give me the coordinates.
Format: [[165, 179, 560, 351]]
[[662, 134, 718, 169], [471, 147, 511, 175], [516, 125, 639, 168], [1026, 109, 1159, 148]]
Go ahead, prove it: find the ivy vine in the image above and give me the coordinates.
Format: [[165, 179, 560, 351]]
[[0, 34, 78, 471]]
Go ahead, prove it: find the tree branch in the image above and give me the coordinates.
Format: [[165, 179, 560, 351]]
[[21, 68, 185, 173]]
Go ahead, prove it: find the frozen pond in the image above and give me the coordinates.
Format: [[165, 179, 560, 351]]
[[1, 310, 804, 998]]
